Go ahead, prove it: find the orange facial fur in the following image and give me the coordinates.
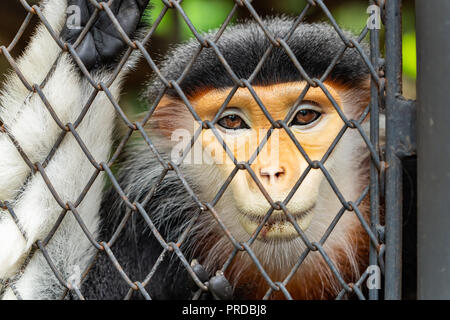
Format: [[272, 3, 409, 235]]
[[192, 82, 345, 185], [152, 81, 357, 239], [192, 82, 348, 237]]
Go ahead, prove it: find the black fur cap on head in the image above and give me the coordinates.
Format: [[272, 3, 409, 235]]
[[146, 17, 370, 101]]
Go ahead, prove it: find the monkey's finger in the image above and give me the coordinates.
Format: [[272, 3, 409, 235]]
[[114, 0, 151, 37], [88, 0, 150, 67], [94, 0, 150, 38]]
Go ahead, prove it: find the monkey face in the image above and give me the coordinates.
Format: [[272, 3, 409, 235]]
[[184, 81, 349, 241]]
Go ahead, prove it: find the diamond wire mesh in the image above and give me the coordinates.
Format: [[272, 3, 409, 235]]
[[0, 0, 388, 300]]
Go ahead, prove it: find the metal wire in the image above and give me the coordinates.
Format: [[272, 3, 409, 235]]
[[0, 0, 392, 300]]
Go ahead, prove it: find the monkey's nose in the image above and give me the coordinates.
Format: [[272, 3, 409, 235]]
[[259, 166, 285, 185]]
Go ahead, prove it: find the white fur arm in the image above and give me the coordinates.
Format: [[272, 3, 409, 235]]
[[0, 0, 75, 200], [0, 0, 86, 277], [0, 74, 122, 298]]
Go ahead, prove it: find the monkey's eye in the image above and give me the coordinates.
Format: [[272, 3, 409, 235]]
[[217, 114, 250, 130], [290, 109, 321, 127]]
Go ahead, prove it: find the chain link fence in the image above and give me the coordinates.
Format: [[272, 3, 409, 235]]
[[0, 0, 410, 300]]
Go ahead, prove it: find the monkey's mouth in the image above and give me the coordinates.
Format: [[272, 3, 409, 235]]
[[238, 206, 315, 241]]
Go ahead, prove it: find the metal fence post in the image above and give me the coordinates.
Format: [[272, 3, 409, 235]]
[[416, 0, 450, 299], [384, 0, 404, 300]]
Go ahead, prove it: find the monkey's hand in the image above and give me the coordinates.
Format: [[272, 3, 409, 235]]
[[61, 0, 150, 71]]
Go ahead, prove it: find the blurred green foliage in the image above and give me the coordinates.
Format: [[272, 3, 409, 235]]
[[333, 2, 369, 32], [145, 0, 235, 39], [402, 32, 416, 79], [402, 8, 416, 79]]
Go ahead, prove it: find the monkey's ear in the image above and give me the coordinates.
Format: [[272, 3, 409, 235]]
[[147, 96, 193, 138], [361, 113, 386, 148]]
